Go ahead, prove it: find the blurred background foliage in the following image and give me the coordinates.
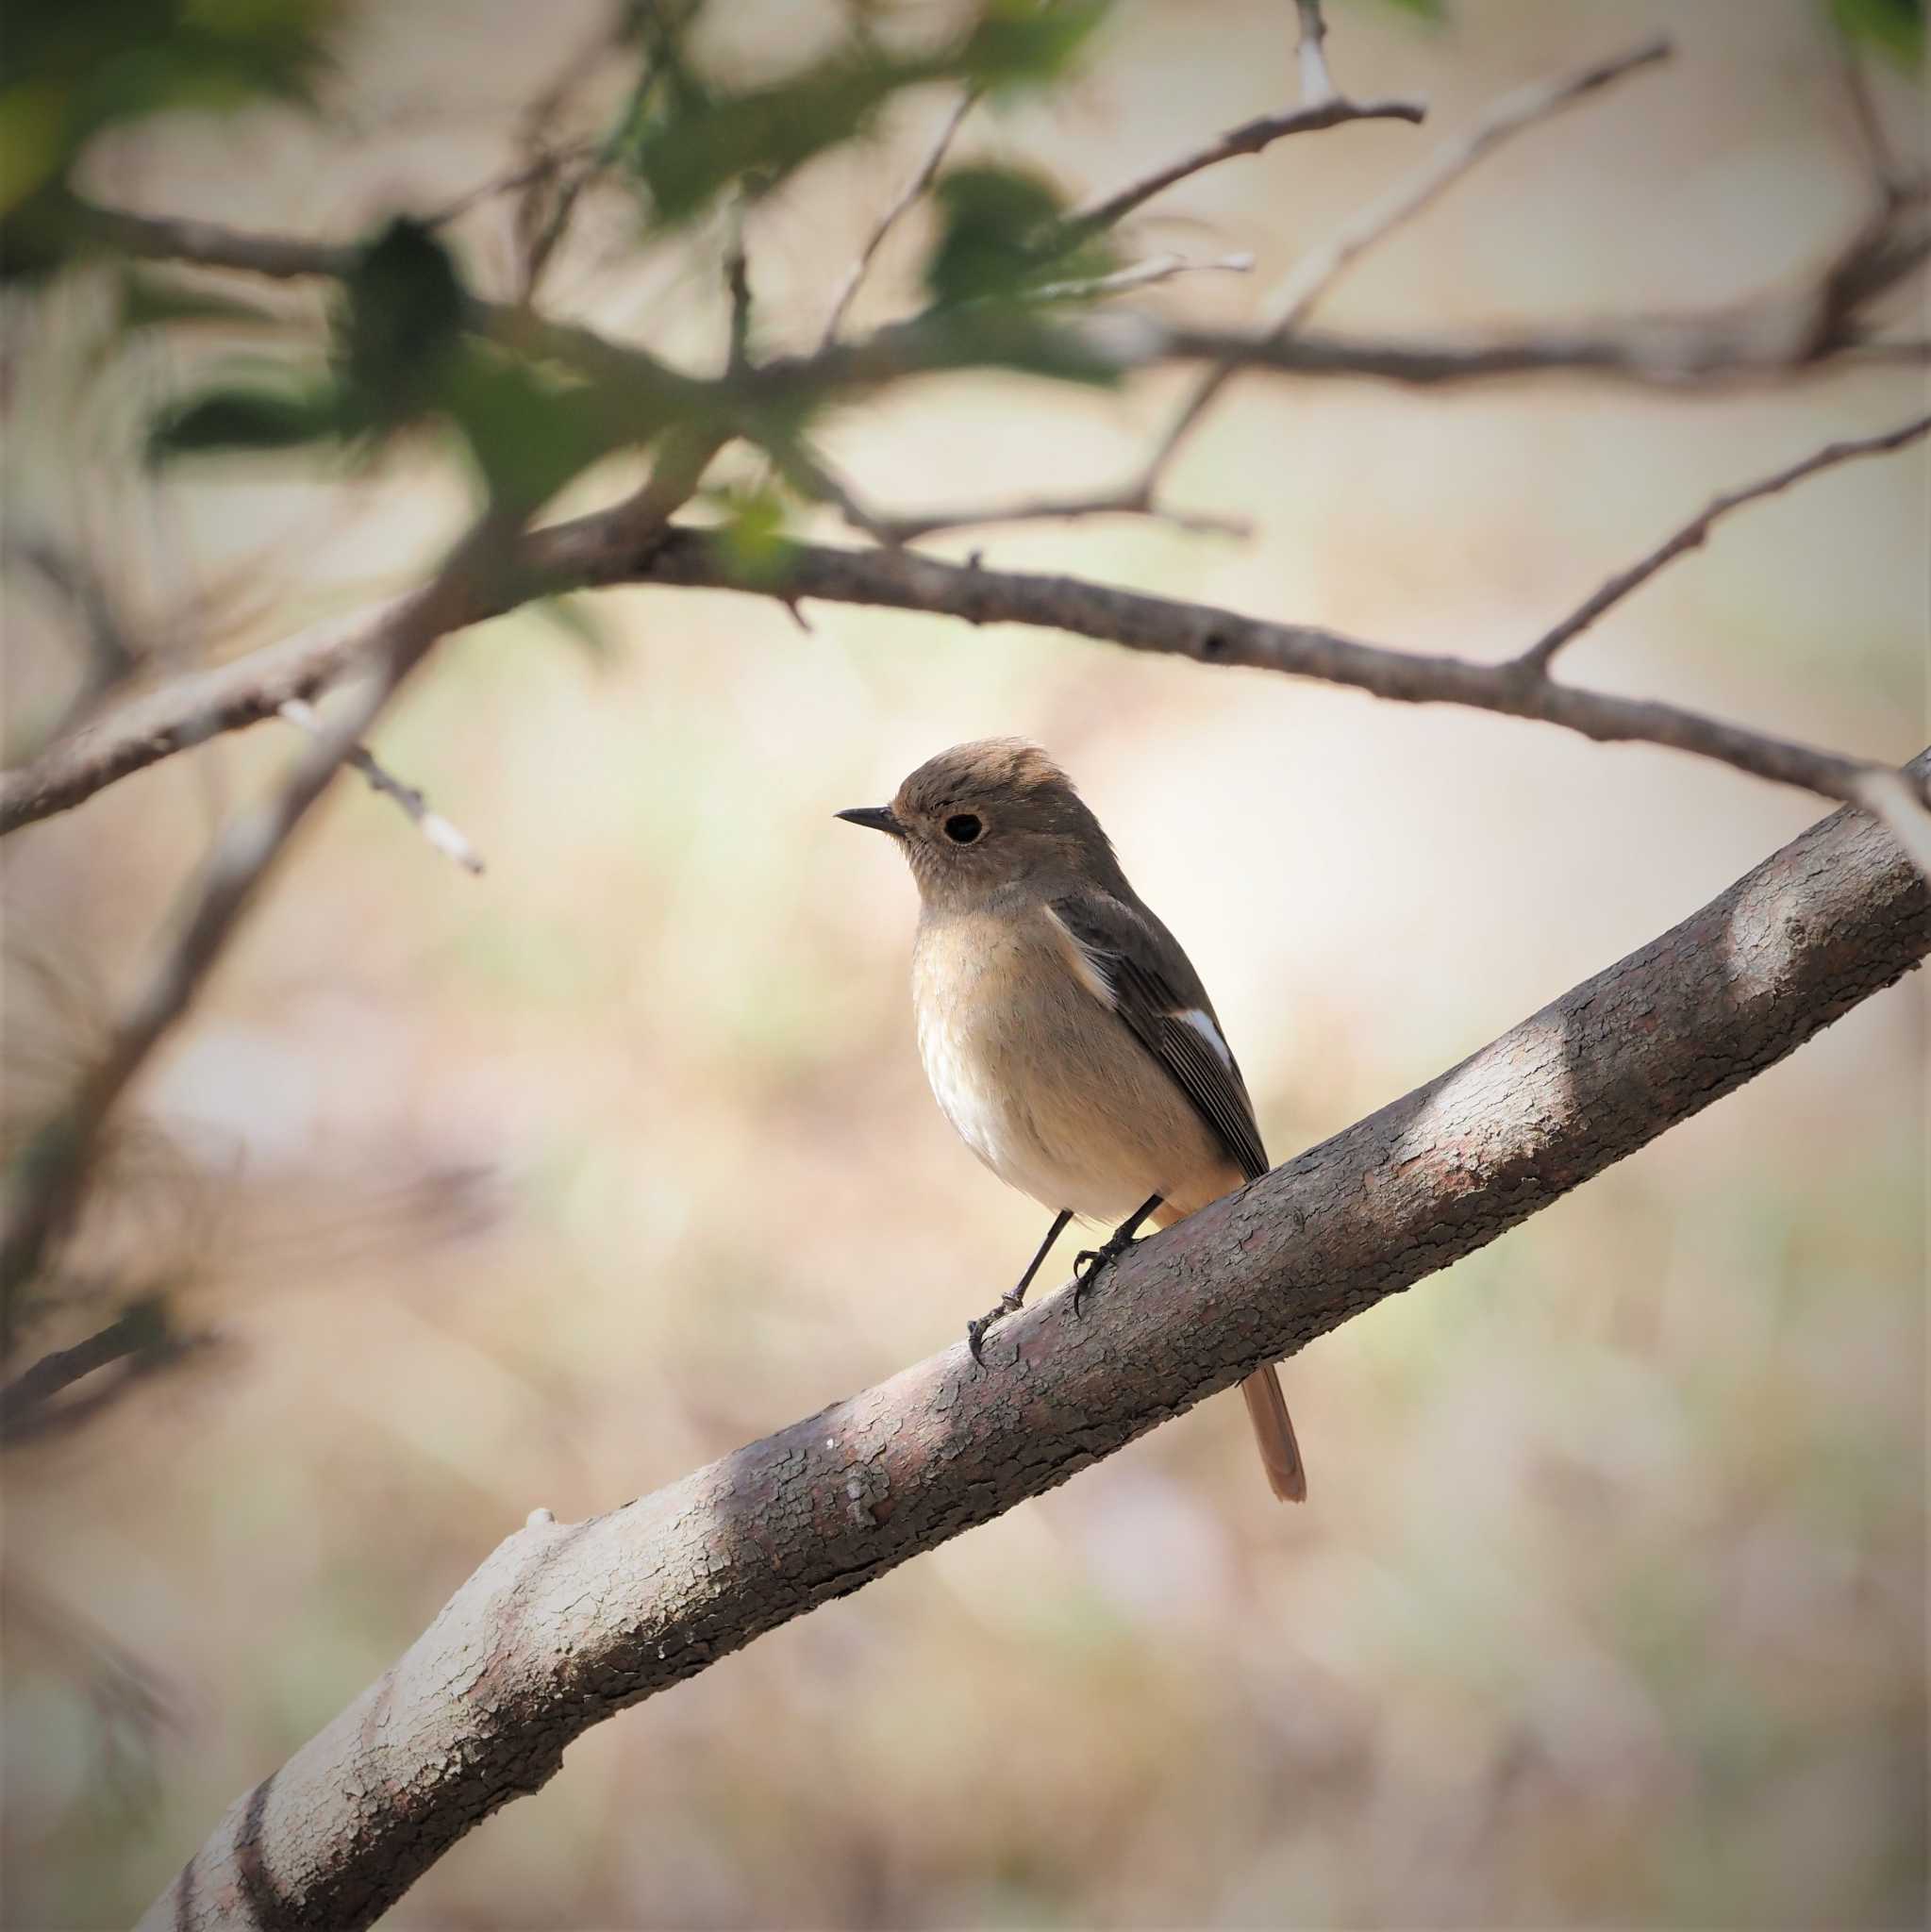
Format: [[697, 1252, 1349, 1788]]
[[0, 0, 1925, 1926]]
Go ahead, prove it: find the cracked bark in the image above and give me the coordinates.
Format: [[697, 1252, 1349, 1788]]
[[144, 753, 1930, 1931]]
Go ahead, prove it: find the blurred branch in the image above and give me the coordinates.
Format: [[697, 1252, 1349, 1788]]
[[723, 202, 753, 375], [1511, 410, 1931, 675], [7, 535, 144, 739], [1139, 35, 1673, 491], [275, 698, 486, 875], [0, 422, 718, 1333], [1024, 248, 1254, 303], [142, 761, 1931, 1932], [772, 438, 1247, 545], [0, 1297, 193, 1441], [1294, 0, 1338, 108], [76, 202, 358, 280], [1832, 25, 1923, 211], [0, 513, 511, 1347], [1061, 92, 1425, 239], [818, 87, 978, 346]]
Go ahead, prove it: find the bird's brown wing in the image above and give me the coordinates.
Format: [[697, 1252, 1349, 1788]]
[[1049, 891, 1269, 1185]]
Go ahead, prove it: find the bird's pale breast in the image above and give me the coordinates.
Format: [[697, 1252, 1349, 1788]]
[[911, 903, 1235, 1221]]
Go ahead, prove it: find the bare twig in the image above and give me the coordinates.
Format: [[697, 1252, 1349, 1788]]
[[1830, 19, 1925, 212], [853, 484, 1250, 546], [1279, 36, 1671, 330], [1295, 0, 1337, 108], [8, 536, 143, 740], [142, 772, 1931, 1932], [508, 4, 641, 300], [420, 146, 596, 232], [1024, 249, 1254, 304], [1064, 95, 1426, 238], [0, 1299, 191, 1440], [1140, 36, 1673, 487], [723, 203, 753, 375], [276, 698, 485, 874], [1512, 411, 1931, 675], [817, 87, 978, 348], [76, 203, 358, 280], [753, 407, 1242, 548], [1838, 48, 1900, 205]]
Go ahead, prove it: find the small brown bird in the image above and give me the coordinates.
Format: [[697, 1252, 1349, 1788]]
[[839, 739, 1306, 1504]]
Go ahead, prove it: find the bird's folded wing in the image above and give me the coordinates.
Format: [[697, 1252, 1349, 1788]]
[[1046, 891, 1269, 1184]]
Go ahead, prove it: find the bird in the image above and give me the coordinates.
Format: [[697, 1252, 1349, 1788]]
[[838, 738, 1306, 1504]]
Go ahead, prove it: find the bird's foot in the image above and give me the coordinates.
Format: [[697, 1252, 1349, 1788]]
[[965, 1287, 1028, 1366], [1070, 1232, 1135, 1318]]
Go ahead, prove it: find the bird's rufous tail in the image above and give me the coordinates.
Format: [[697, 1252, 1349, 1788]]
[[1240, 1366, 1307, 1504]]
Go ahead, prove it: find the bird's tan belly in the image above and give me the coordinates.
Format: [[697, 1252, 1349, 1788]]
[[913, 924, 1230, 1221]]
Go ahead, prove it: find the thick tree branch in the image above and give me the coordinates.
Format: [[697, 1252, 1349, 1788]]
[[144, 755, 1931, 1932], [9, 484, 1926, 841]]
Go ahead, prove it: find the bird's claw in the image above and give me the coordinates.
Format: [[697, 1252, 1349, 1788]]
[[964, 1289, 1026, 1366], [1070, 1241, 1124, 1318]]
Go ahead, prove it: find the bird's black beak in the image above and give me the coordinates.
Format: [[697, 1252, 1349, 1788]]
[[835, 805, 905, 839]]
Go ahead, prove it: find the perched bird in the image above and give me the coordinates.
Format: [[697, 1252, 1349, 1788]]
[[838, 739, 1306, 1504]]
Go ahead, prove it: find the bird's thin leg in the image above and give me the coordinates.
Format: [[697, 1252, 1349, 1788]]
[[967, 1208, 1073, 1365], [1071, 1194, 1164, 1317]]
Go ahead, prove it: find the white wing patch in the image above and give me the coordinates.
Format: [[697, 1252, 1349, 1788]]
[[1042, 903, 1117, 1009], [1179, 1007, 1234, 1070]]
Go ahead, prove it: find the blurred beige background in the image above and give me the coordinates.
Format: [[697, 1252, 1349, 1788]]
[[2, 0, 1925, 1925]]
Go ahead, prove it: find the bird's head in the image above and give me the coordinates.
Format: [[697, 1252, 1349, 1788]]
[[838, 738, 1121, 911]]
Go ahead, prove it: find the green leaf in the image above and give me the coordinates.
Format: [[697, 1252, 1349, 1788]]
[[923, 164, 1111, 308], [1832, 0, 1923, 65], [957, 0, 1110, 90], [629, 50, 910, 223], [1369, 0, 1446, 17], [334, 217, 466, 434], [2, 0, 343, 229], [707, 485, 796, 584], [441, 346, 637, 511], [625, 2, 1113, 225], [145, 377, 343, 463]]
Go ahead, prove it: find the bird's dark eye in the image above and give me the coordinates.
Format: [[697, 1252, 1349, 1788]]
[[943, 813, 983, 844]]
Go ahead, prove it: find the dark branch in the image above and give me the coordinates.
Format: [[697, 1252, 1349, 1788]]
[[141, 758, 1931, 1932], [9, 483, 1926, 841], [1513, 410, 1931, 675], [1062, 95, 1425, 238], [818, 86, 978, 345]]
